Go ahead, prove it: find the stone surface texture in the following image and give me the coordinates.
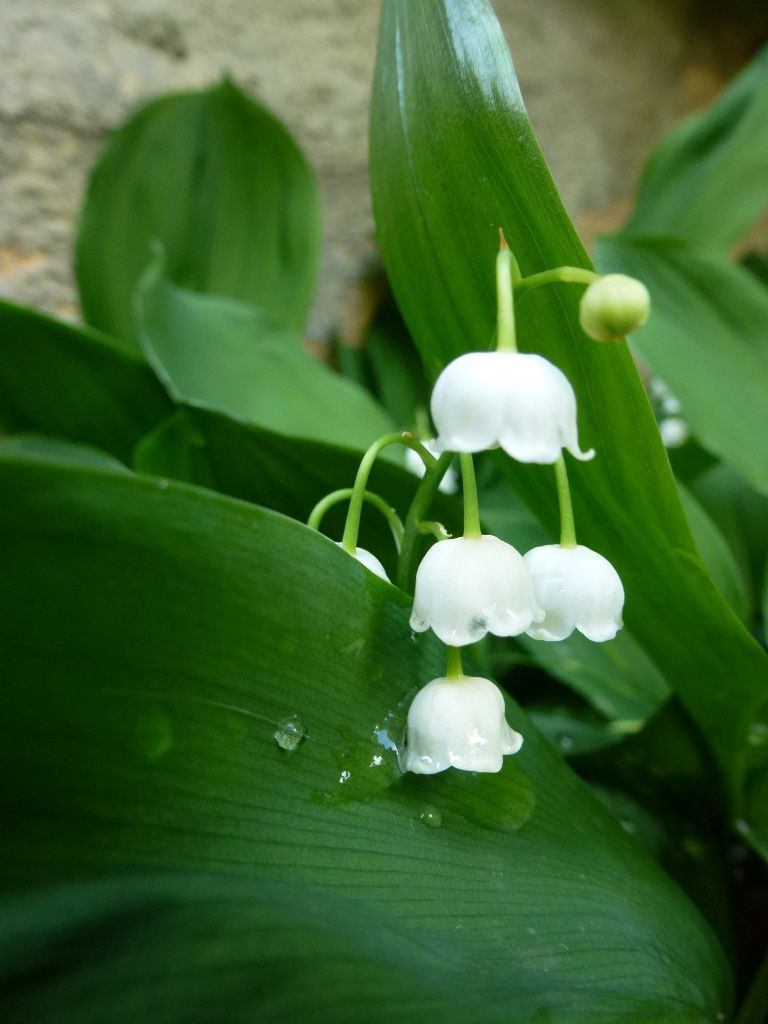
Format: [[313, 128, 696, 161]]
[[0, 0, 759, 337]]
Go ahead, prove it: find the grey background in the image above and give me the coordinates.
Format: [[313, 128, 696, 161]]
[[0, 0, 762, 339]]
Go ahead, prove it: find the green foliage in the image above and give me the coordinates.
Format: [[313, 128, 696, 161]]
[[0, 448, 730, 1023], [0, 3, 766, 1020], [369, 0, 767, 818], [77, 80, 320, 346]]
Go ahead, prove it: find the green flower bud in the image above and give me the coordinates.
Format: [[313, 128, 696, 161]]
[[579, 274, 650, 342]]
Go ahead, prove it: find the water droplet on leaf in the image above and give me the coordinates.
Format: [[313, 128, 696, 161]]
[[418, 804, 442, 829], [273, 715, 306, 752]]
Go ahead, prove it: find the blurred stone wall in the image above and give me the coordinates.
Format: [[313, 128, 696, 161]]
[[0, 0, 760, 338]]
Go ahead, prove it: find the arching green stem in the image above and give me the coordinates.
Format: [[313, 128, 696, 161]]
[[555, 455, 577, 548], [459, 453, 482, 539], [308, 488, 404, 550], [514, 266, 598, 299], [445, 645, 464, 680], [397, 451, 455, 592], [495, 233, 519, 352], [341, 432, 435, 555]]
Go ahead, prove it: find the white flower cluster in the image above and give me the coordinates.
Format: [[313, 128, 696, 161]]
[[321, 247, 648, 779]]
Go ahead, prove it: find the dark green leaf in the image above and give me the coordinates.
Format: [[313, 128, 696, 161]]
[[596, 235, 768, 495], [624, 47, 768, 248], [136, 262, 394, 447], [76, 80, 320, 345], [0, 300, 170, 463], [370, 0, 768, 813], [0, 449, 730, 1022]]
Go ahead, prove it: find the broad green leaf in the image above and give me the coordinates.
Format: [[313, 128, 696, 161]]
[[0, 300, 170, 463], [133, 410, 216, 488], [678, 484, 749, 624], [691, 462, 768, 625], [0, 449, 730, 1022], [136, 263, 395, 447], [76, 80, 320, 345], [596, 235, 768, 495], [0, 435, 130, 472], [370, 0, 768, 812], [624, 47, 768, 249]]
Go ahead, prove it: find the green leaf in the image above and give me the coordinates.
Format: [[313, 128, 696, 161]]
[[370, 0, 768, 811], [596, 235, 768, 495], [76, 80, 320, 346], [690, 462, 768, 622], [0, 449, 731, 1022], [623, 47, 768, 249], [0, 300, 171, 463], [678, 483, 750, 624], [136, 262, 395, 447]]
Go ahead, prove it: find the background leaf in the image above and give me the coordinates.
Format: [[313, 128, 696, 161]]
[[596, 235, 768, 495], [623, 47, 768, 249], [0, 449, 731, 1023], [136, 263, 394, 448], [369, 0, 768, 809], [0, 300, 171, 463], [76, 80, 320, 346]]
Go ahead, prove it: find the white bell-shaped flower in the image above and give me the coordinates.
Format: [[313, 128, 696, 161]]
[[524, 543, 624, 642], [401, 674, 523, 774], [337, 542, 389, 582], [431, 351, 594, 464], [410, 535, 542, 646], [404, 439, 458, 494]]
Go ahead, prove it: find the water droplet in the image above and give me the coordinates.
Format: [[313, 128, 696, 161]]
[[619, 818, 637, 836], [735, 819, 752, 837], [158, 478, 169, 490], [133, 707, 173, 761], [747, 722, 768, 747], [418, 804, 442, 829], [339, 769, 351, 784], [409, 630, 418, 643], [273, 715, 306, 752], [558, 734, 573, 752]]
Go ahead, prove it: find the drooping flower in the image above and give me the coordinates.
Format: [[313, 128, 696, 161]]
[[337, 542, 389, 582], [431, 352, 594, 464], [401, 674, 523, 774], [523, 543, 624, 642], [579, 273, 650, 341], [410, 535, 542, 646], [404, 439, 458, 494]]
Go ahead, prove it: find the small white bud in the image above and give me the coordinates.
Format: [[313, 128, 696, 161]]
[[579, 274, 650, 342], [337, 543, 389, 581], [404, 440, 458, 494]]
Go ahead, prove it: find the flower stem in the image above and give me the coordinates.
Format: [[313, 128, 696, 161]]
[[341, 432, 435, 555], [308, 488, 404, 550], [445, 645, 464, 679], [397, 451, 455, 592], [496, 231, 519, 352], [459, 453, 482, 539], [514, 266, 598, 299], [555, 455, 577, 548]]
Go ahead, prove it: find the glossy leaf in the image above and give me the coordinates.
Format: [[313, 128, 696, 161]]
[[370, 0, 768, 809], [76, 80, 320, 345], [624, 46, 768, 249], [0, 448, 730, 1022], [596, 235, 768, 495], [0, 300, 170, 463], [136, 263, 394, 447]]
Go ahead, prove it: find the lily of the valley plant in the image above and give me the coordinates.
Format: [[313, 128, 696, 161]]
[[310, 242, 645, 775]]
